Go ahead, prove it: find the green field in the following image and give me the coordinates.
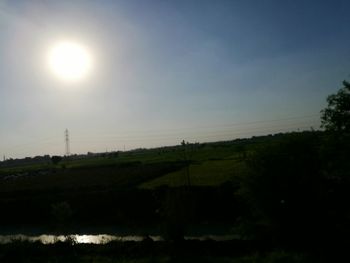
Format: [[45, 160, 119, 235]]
[[0, 142, 247, 191], [140, 159, 247, 188], [0, 162, 186, 193], [0, 135, 280, 192], [0, 139, 255, 227]]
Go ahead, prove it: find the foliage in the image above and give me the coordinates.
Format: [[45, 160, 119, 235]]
[[240, 132, 323, 241], [318, 81, 350, 240], [321, 80, 350, 132]]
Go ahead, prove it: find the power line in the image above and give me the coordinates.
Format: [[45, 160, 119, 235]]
[[74, 114, 320, 137], [1, 114, 320, 157]]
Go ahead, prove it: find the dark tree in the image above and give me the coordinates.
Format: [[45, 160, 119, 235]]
[[320, 80, 350, 182], [319, 81, 350, 241], [321, 80, 350, 133], [241, 132, 323, 242]]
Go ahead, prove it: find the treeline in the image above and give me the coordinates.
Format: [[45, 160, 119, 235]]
[[0, 155, 51, 168]]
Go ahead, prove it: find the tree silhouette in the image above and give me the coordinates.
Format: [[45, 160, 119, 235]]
[[320, 81, 350, 241], [321, 80, 350, 133]]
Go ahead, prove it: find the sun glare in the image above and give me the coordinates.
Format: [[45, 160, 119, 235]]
[[48, 41, 92, 82]]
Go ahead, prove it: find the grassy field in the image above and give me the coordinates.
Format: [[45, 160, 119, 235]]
[[0, 140, 253, 226], [0, 157, 247, 193], [0, 161, 185, 193], [0, 141, 249, 192], [140, 159, 247, 188], [0, 134, 290, 193]]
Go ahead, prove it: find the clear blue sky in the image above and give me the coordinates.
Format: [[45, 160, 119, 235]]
[[1, 0, 349, 158]]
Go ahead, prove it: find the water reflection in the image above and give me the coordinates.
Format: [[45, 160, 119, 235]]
[[0, 234, 237, 244], [0, 234, 163, 244]]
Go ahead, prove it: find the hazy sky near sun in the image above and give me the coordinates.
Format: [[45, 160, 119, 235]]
[[1, 0, 350, 158]]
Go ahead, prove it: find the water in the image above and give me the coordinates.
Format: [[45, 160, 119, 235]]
[[0, 234, 238, 244]]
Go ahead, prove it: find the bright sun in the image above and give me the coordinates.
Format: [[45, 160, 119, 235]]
[[48, 41, 92, 82]]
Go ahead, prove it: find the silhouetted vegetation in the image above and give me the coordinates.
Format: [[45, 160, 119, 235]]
[[0, 239, 326, 263], [321, 80, 350, 132]]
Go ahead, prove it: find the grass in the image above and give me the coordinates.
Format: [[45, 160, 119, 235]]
[[140, 159, 247, 188], [0, 161, 185, 193], [0, 163, 53, 177], [0, 133, 285, 192], [0, 142, 247, 192]]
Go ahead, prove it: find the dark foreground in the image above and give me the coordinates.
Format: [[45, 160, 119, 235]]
[[0, 239, 348, 263]]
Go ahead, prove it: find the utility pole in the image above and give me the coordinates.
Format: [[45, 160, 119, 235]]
[[65, 129, 70, 156], [181, 140, 191, 187]]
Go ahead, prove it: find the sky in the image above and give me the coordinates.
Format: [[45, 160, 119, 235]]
[[1, 0, 350, 158]]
